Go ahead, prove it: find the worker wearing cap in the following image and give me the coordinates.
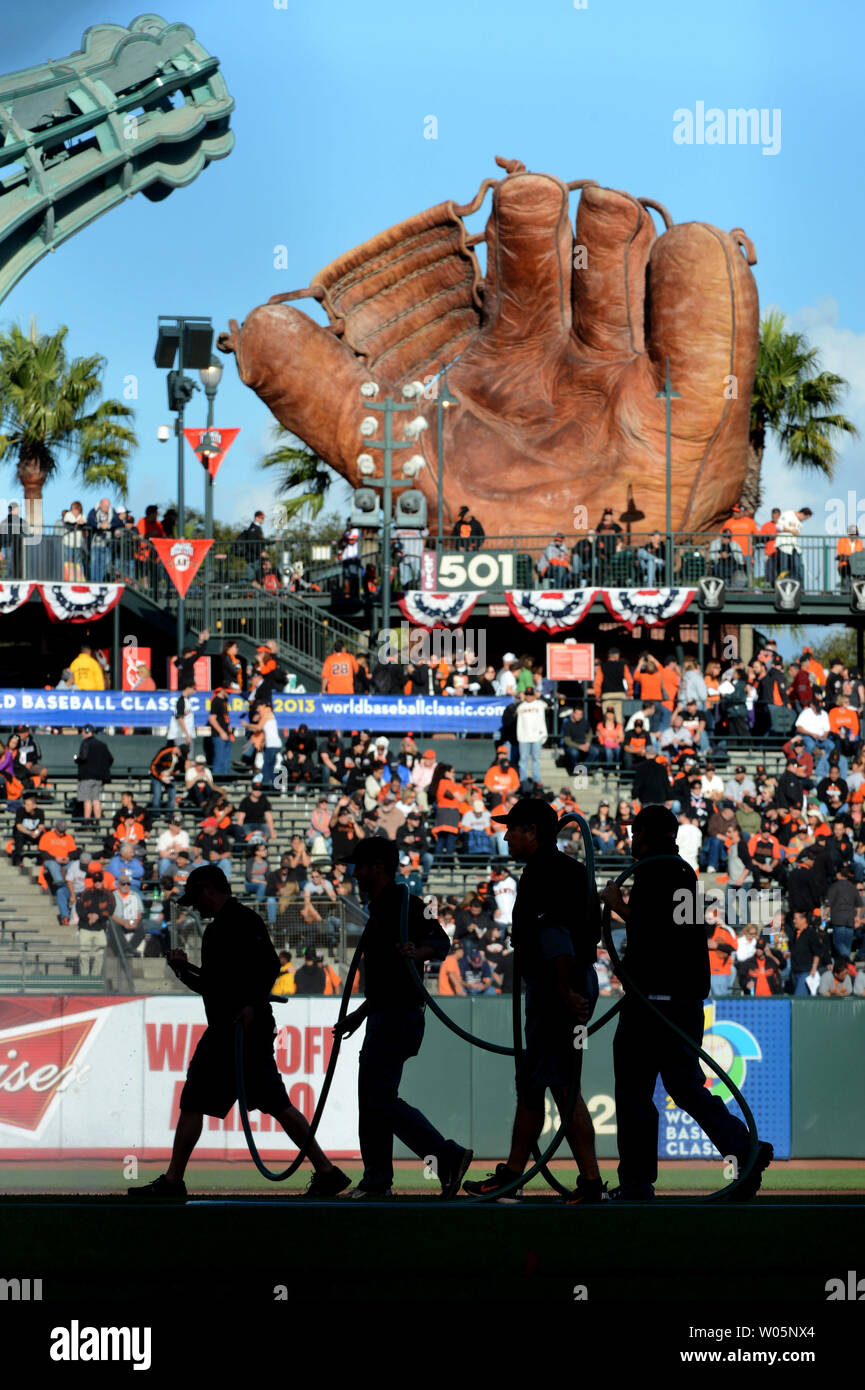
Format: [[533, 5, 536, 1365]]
[[130, 863, 350, 1201], [602, 804, 773, 1200], [464, 798, 604, 1203], [333, 838, 473, 1200]]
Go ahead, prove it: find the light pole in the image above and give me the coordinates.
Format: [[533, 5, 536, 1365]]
[[154, 315, 214, 658], [198, 354, 223, 632], [436, 370, 458, 566], [656, 357, 681, 585], [357, 382, 425, 638]]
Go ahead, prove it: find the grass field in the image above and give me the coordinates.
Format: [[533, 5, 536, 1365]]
[[1, 1158, 863, 1196]]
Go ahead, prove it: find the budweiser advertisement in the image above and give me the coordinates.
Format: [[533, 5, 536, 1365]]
[[121, 644, 152, 691], [151, 538, 213, 598], [0, 997, 363, 1159]]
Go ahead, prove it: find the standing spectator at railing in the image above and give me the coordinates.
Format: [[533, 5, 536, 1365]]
[[757, 507, 781, 584], [69, 644, 105, 691], [723, 505, 759, 575], [837, 525, 864, 590], [788, 909, 824, 995], [336, 521, 361, 596], [1, 501, 27, 577], [571, 528, 596, 584], [775, 505, 812, 585], [86, 498, 121, 582], [237, 510, 267, 570], [220, 641, 243, 692], [594, 646, 633, 721], [135, 505, 165, 591], [595, 506, 622, 563], [61, 501, 88, 582], [515, 687, 549, 786]]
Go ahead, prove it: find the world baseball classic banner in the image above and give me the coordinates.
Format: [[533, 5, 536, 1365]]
[[0, 689, 510, 732], [653, 999, 792, 1160], [0, 996, 363, 1160]]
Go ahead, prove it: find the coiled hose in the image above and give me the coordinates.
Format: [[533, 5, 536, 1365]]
[[235, 817, 760, 1201]]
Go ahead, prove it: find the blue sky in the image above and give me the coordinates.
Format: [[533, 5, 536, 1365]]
[[3, 0, 864, 605]]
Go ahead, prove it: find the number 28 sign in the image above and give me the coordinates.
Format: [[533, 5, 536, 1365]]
[[435, 554, 515, 589]]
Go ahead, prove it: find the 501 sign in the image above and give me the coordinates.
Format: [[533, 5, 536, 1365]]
[[437, 554, 514, 589]]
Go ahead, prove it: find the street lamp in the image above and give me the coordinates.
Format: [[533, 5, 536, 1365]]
[[357, 383, 423, 638], [656, 357, 681, 585], [198, 354, 223, 630], [435, 370, 458, 565], [153, 315, 214, 656]]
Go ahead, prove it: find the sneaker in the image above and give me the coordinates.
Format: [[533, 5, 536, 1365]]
[[729, 1142, 774, 1201], [605, 1183, 655, 1202], [128, 1173, 187, 1202], [563, 1176, 607, 1205], [462, 1164, 524, 1203], [439, 1145, 474, 1201], [350, 1186, 393, 1201], [303, 1166, 351, 1199]]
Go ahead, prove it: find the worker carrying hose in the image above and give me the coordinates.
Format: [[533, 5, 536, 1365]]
[[129, 864, 351, 1202], [333, 839, 474, 1200], [464, 798, 605, 1204], [602, 804, 774, 1202]]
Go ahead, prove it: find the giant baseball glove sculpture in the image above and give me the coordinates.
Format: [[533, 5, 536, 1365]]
[[218, 157, 759, 535]]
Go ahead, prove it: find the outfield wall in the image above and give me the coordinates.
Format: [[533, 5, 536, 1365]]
[[0, 996, 862, 1161]]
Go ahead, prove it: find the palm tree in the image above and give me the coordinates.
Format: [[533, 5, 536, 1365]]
[[740, 310, 858, 511], [260, 425, 334, 523], [0, 321, 137, 528]]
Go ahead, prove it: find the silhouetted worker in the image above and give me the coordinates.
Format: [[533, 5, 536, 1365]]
[[129, 864, 350, 1201], [463, 799, 604, 1203], [602, 804, 774, 1201], [333, 838, 473, 1199]]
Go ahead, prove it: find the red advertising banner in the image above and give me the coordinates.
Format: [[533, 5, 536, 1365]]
[[183, 426, 240, 480], [151, 538, 213, 598], [546, 641, 594, 681], [121, 644, 152, 691]]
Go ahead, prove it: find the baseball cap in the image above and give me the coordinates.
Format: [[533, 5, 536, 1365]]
[[491, 798, 559, 837], [735, 764, 747, 773], [422, 749, 436, 760], [304, 946, 317, 961], [170, 812, 183, 824], [83, 724, 93, 734], [252, 774, 264, 785], [194, 754, 206, 765], [502, 652, 517, 664], [497, 744, 509, 754], [54, 818, 67, 831]]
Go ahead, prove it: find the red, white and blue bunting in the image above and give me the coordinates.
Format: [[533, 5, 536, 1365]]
[[38, 584, 125, 625], [600, 588, 696, 631], [397, 591, 479, 629], [504, 589, 599, 634], [0, 582, 35, 615]]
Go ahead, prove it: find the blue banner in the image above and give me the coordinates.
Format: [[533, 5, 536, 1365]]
[[0, 689, 510, 733], [653, 998, 791, 1160]]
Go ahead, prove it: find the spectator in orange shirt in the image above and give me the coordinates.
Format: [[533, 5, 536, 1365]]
[[758, 507, 781, 584], [707, 908, 738, 997], [745, 941, 783, 996], [321, 641, 359, 694], [431, 763, 462, 855], [632, 654, 665, 703], [724, 504, 759, 564], [801, 647, 826, 689], [828, 694, 861, 759], [661, 658, 681, 711], [483, 747, 521, 799], [38, 818, 77, 923], [837, 525, 864, 589], [438, 942, 467, 995]]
